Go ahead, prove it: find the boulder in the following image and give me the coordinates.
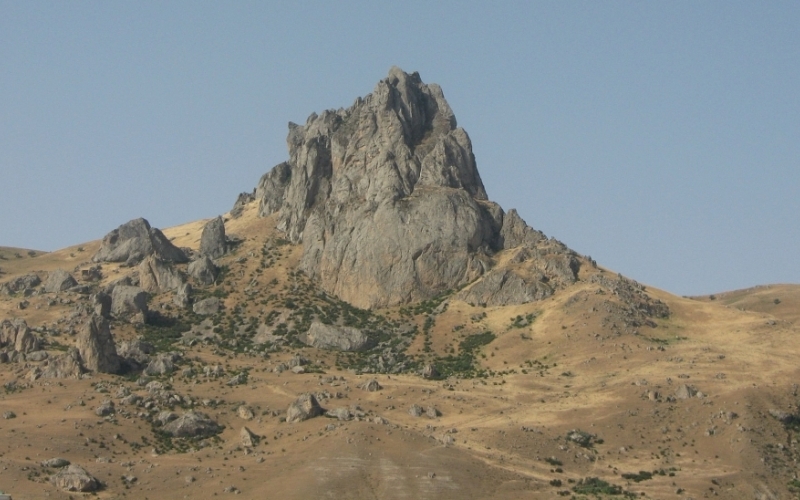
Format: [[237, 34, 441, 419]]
[[95, 400, 115, 417], [1, 319, 40, 354], [456, 269, 552, 307], [360, 379, 382, 392], [286, 393, 323, 423], [188, 257, 218, 285], [34, 348, 84, 379], [303, 322, 370, 352], [42, 458, 71, 468], [93, 217, 188, 265], [77, 315, 121, 374], [421, 363, 439, 380], [162, 411, 222, 438], [200, 216, 227, 259], [1, 273, 41, 295], [43, 269, 78, 293], [325, 407, 353, 421], [143, 354, 175, 376], [116, 339, 155, 366], [237, 405, 255, 420], [674, 384, 697, 400], [174, 283, 192, 308], [111, 285, 148, 319], [138, 255, 185, 293], [193, 297, 221, 316], [240, 426, 258, 448], [91, 292, 112, 318], [408, 404, 423, 417], [50, 464, 99, 492]]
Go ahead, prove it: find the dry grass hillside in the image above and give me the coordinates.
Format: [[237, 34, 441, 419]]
[[1, 203, 799, 500]]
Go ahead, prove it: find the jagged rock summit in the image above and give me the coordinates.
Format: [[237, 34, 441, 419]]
[[251, 67, 579, 309]]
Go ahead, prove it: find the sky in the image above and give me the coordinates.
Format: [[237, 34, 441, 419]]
[[1, 1, 798, 296]]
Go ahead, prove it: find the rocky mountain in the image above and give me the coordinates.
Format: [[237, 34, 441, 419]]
[[0, 69, 798, 500], [252, 67, 580, 309]]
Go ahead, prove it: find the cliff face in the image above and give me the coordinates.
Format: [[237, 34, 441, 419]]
[[254, 67, 579, 308]]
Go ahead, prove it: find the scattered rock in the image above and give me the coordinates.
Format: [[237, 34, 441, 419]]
[[425, 406, 441, 418], [286, 393, 323, 423], [193, 297, 222, 316], [226, 372, 247, 386], [3, 411, 16, 419], [200, 216, 227, 259], [325, 407, 353, 421], [1, 319, 41, 354], [162, 411, 222, 438], [26, 350, 48, 362], [50, 464, 99, 492], [93, 217, 187, 265], [43, 269, 78, 293], [230, 191, 255, 218], [188, 256, 219, 285], [303, 322, 370, 351], [116, 339, 156, 366], [76, 315, 122, 374]]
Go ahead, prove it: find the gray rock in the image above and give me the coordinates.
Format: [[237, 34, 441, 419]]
[[325, 407, 352, 421], [43, 269, 78, 293], [33, 348, 84, 379], [26, 350, 48, 362], [230, 191, 255, 218], [91, 292, 112, 318], [193, 297, 221, 316], [174, 283, 192, 308], [249, 68, 582, 309], [188, 256, 219, 285], [93, 217, 187, 265], [227, 372, 247, 386], [116, 339, 156, 366], [360, 379, 382, 392], [408, 404, 423, 417], [674, 384, 697, 400], [286, 393, 323, 423], [138, 255, 185, 293], [456, 269, 552, 307], [162, 411, 222, 438], [155, 411, 178, 426], [3, 411, 16, 419], [111, 285, 148, 319], [425, 406, 441, 418], [77, 315, 121, 374], [200, 216, 227, 259], [0, 319, 40, 353], [42, 458, 70, 468], [421, 363, 439, 380], [240, 426, 258, 448], [143, 354, 175, 376], [95, 400, 115, 416], [50, 465, 99, 492], [237, 405, 255, 420], [303, 322, 370, 352], [1, 273, 41, 295]]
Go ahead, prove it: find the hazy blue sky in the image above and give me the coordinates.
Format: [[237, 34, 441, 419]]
[[2, 2, 798, 296]]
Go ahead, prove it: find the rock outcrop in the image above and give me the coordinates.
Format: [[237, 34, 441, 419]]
[[200, 216, 227, 259], [77, 315, 121, 374], [1, 273, 41, 295], [138, 256, 185, 293], [93, 217, 187, 265], [32, 348, 84, 379], [302, 322, 370, 351], [251, 67, 580, 308], [1, 319, 40, 354], [43, 269, 78, 293]]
